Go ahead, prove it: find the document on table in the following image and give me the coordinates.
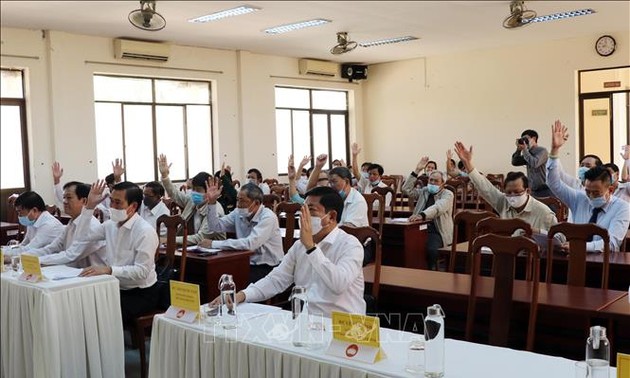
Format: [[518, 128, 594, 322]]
[[236, 302, 283, 322], [391, 218, 410, 223], [43, 266, 83, 280]]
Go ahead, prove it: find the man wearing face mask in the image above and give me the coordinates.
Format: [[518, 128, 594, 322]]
[[212, 186, 366, 317], [548, 121, 630, 252], [603, 163, 630, 203], [351, 143, 392, 207], [403, 167, 454, 270], [5, 191, 64, 254], [550, 153, 603, 190], [201, 181, 284, 283], [454, 142, 557, 234], [77, 181, 160, 325], [246, 168, 271, 195], [139, 181, 170, 236], [10, 182, 107, 267], [158, 154, 225, 245]]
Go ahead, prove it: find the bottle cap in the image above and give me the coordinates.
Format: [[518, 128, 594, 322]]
[[590, 326, 606, 349], [427, 304, 445, 317]]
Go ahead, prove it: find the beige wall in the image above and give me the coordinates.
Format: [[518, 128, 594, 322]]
[[0, 27, 362, 202], [362, 32, 630, 177]]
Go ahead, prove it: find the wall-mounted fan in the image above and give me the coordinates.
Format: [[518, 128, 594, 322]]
[[129, 0, 166, 31], [503, 1, 537, 29], [330, 32, 358, 55]]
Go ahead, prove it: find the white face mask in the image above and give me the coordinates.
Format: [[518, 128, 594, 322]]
[[110, 207, 129, 222], [237, 207, 252, 218], [310, 213, 329, 235], [506, 193, 528, 209]]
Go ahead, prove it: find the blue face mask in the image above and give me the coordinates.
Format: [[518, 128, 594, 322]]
[[338, 189, 347, 200], [578, 166, 589, 181], [370, 180, 380, 186], [190, 192, 205, 206], [460, 172, 468, 177], [18, 215, 35, 226], [427, 184, 441, 194], [589, 196, 607, 209]]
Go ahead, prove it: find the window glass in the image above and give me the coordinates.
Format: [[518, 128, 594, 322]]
[[123, 105, 154, 182], [275, 109, 292, 174], [155, 80, 210, 104], [0, 70, 24, 98], [187, 105, 213, 176], [312, 90, 346, 110], [0, 105, 25, 188], [275, 87, 310, 109], [93, 75, 152, 103], [94, 103, 123, 179]]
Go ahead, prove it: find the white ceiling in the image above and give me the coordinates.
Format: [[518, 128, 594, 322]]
[[1, 1, 628, 64]]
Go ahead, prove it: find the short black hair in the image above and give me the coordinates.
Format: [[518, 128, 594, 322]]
[[361, 161, 372, 169], [426, 161, 437, 170], [15, 191, 46, 212], [192, 172, 211, 189], [63, 181, 90, 200], [240, 182, 264, 203], [504, 171, 529, 189], [329, 167, 353, 183], [112, 181, 143, 213], [603, 163, 619, 173], [457, 161, 465, 170], [580, 154, 603, 166], [584, 166, 611, 186], [367, 163, 384, 176], [305, 186, 344, 222], [104, 173, 116, 186], [144, 181, 165, 197], [307, 167, 314, 177], [301, 168, 308, 176], [521, 129, 539, 141], [247, 168, 263, 182]]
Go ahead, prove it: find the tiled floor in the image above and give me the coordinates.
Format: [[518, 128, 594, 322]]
[[124, 335, 150, 378]]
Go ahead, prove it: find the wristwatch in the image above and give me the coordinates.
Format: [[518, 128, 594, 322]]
[[410, 171, 418, 178], [306, 245, 317, 255]]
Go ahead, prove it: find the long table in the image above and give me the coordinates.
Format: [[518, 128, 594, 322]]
[[148, 303, 617, 378], [1, 265, 124, 378], [0, 221, 20, 245]]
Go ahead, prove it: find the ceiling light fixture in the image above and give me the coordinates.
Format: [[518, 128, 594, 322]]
[[264, 19, 331, 34], [530, 8, 595, 23], [359, 36, 419, 48], [188, 5, 260, 23]]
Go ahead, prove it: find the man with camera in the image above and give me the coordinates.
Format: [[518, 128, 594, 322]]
[[511, 129, 552, 198]]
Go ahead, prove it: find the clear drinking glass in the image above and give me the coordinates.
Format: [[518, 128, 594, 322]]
[[10, 255, 21, 276], [218, 274, 237, 329], [406, 337, 425, 375], [574, 361, 588, 378], [201, 303, 220, 325]]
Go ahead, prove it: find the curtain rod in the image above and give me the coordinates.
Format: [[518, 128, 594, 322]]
[[85, 60, 223, 74], [1, 54, 40, 60]]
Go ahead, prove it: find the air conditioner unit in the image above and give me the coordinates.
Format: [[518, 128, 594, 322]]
[[298, 59, 338, 77], [114, 39, 170, 62]]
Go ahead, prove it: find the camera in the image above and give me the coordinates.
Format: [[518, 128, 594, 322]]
[[518, 137, 529, 145]]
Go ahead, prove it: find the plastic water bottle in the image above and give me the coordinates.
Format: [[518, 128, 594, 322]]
[[291, 286, 309, 347], [218, 274, 237, 329], [424, 304, 445, 378], [586, 326, 610, 378]]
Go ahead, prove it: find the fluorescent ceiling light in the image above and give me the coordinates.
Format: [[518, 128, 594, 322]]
[[264, 19, 331, 34], [188, 5, 260, 23], [530, 8, 595, 23], [359, 36, 419, 48]]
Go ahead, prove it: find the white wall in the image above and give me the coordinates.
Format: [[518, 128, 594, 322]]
[[0, 27, 363, 202], [362, 32, 630, 177]]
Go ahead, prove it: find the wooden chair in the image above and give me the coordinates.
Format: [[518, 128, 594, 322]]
[[361, 192, 384, 234], [262, 193, 281, 211], [339, 225, 382, 313], [534, 196, 568, 222], [382, 174, 404, 193], [466, 234, 540, 351], [132, 214, 188, 378], [485, 173, 505, 187], [449, 210, 498, 272], [445, 177, 468, 211], [371, 186, 396, 220], [546, 222, 610, 289], [231, 179, 241, 189], [476, 217, 533, 238], [270, 184, 289, 201], [46, 204, 60, 217], [275, 201, 301, 253], [263, 178, 279, 187], [380, 178, 397, 191], [165, 199, 181, 216]]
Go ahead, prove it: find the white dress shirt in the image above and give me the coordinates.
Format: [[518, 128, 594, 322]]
[[205, 203, 284, 266], [30, 213, 107, 268], [9, 211, 64, 254], [76, 207, 158, 289], [613, 182, 630, 203], [548, 158, 630, 252], [139, 201, 170, 236], [340, 188, 369, 227], [357, 176, 393, 207], [242, 227, 366, 316], [259, 182, 271, 195]]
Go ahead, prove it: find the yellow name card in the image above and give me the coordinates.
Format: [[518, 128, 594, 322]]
[[19, 254, 43, 282], [327, 311, 385, 363], [618, 353, 630, 378], [0, 249, 4, 272], [165, 280, 200, 323]]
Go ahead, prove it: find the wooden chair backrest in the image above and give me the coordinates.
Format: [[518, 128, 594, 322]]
[[449, 210, 498, 272], [270, 185, 289, 201], [46, 204, 61, 217], [477, 217, 533, 238], [263, 178, 279, 187], [446, 177, 468, 210], [485, 173, 505, 187], [156, 214, 187, 281], [275, 201, 301, 253], [339, 225, 382, 301], [534, 196, 568, 222], [371, 186, 395, 220], [547, 222, 610, 289], [380, 178, 397, 191], [262, 193, 281, 211], [382, 174, 404, 193], [231, 180, 241, 189], [361, 192, 384, 232], [467, 234, 540, 351]]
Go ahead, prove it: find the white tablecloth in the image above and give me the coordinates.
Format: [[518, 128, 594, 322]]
[[1, 266, 124, 378], [148, 303, 617, 378]]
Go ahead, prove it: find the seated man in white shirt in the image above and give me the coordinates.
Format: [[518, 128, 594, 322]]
[[7, 191, 64, 254], [201, 181, 284, 283], [222, 186, 366, 317], [26, 182, 106, 267], [247, 168, 271, 194], [351, 143, 392, 207], [139, 181, 170, 235], [77, 181, 160, 325], [604, 163, 630, 203]]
